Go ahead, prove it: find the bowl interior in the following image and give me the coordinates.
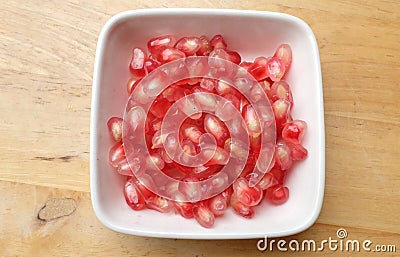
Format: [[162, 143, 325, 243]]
[[91, 9, 324, 239]]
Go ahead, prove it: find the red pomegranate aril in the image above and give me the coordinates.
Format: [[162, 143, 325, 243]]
[[147, 35, 176, 55], [109, 141, 125, 167], [149, 98, 172, 119], [275, 139, 293, 171], [210, 34, 227, 49], [288, 142, 308, 161], [146, 195, 173, 213], [267, 57, 286, 82], [243, 105, 262, 137], [174, 200, 194, 219], [208, 49, 233, 77], [146, 153, 165, 170], [269, 167, 287, 184], [199, 78, 217, 92], [248, 56, 269, 81], [253, 172, 278, 190], [239, 61, 252, 70], [196, 35, 212, 56], [215, 80, 235, 96], [230, 193, 254, 219], [181, 123, 203, 144], [204, 114, 229, 146], [124, 178, 146, 210], [133, 174, 156, 201], [179, 177, 202, 203], [144, 56, 160, 74], [174, 36, 201, 56], [208, 194, 228, 216], [269, 80, 294, 106], [193, 202, 215, 228], [107, 117, 123, 142], [126, 77, 142, 95], [226, 50, 241, 64], [205, 146, 229, 166], [272, 99, 291, 133], [156, 47, 185, 64], [282, 120, 307, 144], [129, 47, 147, 78], [266, 184, 289, 205], [274, 44, 292, 71], [233, 177, 263, 206], [116, 157, 134, 176], [221, 186, 233, 203]]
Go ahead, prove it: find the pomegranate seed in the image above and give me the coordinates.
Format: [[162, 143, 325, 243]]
[[178, 177, 202, 203], [208, 49, 233, 77], [144, 56, 160, 74], [210, 34, 227, 49], [275, 139, 293, 171], [149, 98, 171, 119], [129, 47, 147, 78], [146, 195, 173, 213], [174, 36, 201, 56], [230, 193, 254, 219], [115, 157, 134, 176], [133, 174, 158, 199], [239, 61, 252, 70], [109, 141, 125, 167], [215, 79, 235, 96], [204, 114, 229, 145], [208, 172, 229, 192], [242, 105, 262, 137], [282, 120, 307, 144], [146, 153, 165, 170], [224, 138, 249, 160], [221, 187, 233, 203], [151, 130, 167, 149], [193, 202, 215, 228], [226, 50, 241, 64], [174, 200, 194, 219], [288, 142, 308, 161], [199, 78, 216, 92], [233, 177, 263, 206], [205, 146, 229, 166], [107, 117, 123, 142], [269, 167, 287, 184], [269, 80, 294, 107], [248, 57, 269, 81], [196, 35, 212, 56], [267, 57, 286, 82], [181, 123, 203, 144], [124, 178, 146, 210], [208, 194, 227, 216], [156, 47, 185, 64], [272, 99, 291, 133], [254, 172, 278, 190], [147, 35, 176, 55], [126, 77, 141, 95], [274, 44, 292, 71], [266, 184, 289, 205], [179, 96, 202, 120]]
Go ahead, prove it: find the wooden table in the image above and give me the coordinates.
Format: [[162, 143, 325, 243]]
[[1, 1, 399, 256]]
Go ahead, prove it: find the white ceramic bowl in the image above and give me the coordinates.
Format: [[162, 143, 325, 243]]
[[90, 8, 325, 239]]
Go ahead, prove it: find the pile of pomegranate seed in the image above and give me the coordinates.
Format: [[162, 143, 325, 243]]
[[107, 34, 308, 228]]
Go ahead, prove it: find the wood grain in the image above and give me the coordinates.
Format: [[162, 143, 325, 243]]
[[1, 0, 399, 256]]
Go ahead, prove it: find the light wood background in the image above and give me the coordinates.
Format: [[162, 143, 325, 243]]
[[1, 0, 399, 256]]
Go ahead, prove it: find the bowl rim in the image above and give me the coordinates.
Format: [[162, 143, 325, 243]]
[[90, 8, 325, 239]]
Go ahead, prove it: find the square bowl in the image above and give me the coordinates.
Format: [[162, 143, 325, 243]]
[[90, 8, 325, 239]]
